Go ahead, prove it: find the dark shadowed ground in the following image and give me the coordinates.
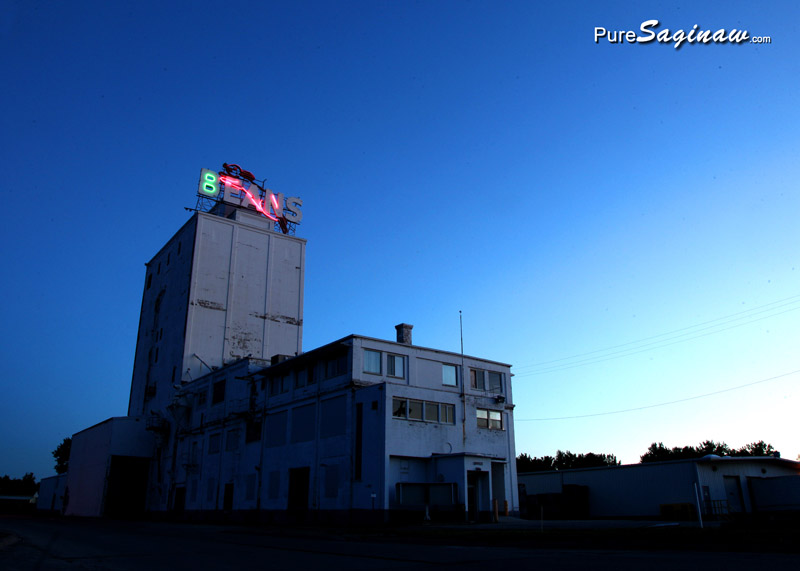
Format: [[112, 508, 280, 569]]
[[2, 515, 798, 570]]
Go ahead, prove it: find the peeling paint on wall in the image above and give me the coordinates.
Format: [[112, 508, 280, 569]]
[[250, 312, 303, 326]]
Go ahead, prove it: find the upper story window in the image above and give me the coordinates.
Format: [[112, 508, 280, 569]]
[[476, 408, 503, 430], [392, 397, 455, 425], [442, 364, 458, 386], [212, 380, 226, 405], [208, 433, 222, 454], [470, 369, 485, 390], [488, 371, 503, 393], [387, 354, 404, 378], [364, 350, 381, 374]]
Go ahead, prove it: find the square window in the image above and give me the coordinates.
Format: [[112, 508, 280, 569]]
[[407, 400, 423, 420], [488, 372, 503, 393], [387, 354, 404, 378], [424, 402, 439, 422], [476, 408, 503, 430], [364, 350, 381, 374], [470, 369, 486, 390], [442, 364, 458, 386]]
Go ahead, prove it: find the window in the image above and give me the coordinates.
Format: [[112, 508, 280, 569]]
[[364, 350, 381, 374], [392, 397, 407, 418], [442, 403, 455, 424], [196, 390, 207, 408], [442, 364, 458, 386], [392, 398, 455, 425], [470, 369, 486, 390], [488, 371, 503, 393], [212, 380, 226, 405], [476, 408, 503, 430], [387, 354, 404, 378], [225, 429, 240, 452], [245, 419, 262, 443], [269, 377, 279, 396], [425, 401, 439, 422], [307, 365, 316, 385], [208, 433, 221, 454], [325, 355, 347, 379], [407, 399, 423, 420]]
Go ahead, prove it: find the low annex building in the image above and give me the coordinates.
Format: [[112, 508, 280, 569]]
[[518, 455, 800, 520]]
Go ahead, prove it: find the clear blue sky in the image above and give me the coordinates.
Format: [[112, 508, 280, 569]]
[[2, 1, 798, 479]]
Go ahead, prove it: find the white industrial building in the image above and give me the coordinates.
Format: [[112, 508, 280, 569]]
[[55, 170, 518, 521]]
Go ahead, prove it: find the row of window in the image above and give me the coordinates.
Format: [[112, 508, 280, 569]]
[[365, 351, 504, 394], [392, 397, 455, 424], [364, 350, 405, 378]]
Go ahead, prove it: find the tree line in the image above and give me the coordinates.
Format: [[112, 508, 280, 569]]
[[517, 440, 779, 472]]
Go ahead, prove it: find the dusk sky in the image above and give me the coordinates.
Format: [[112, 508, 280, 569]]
[[2, 1, 798, 480]]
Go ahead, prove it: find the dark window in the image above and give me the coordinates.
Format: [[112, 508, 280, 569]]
[[470, 369, 486, 390], [266, 412, 287, 448], [320, 396, 346, 439], [488, 372, 503, 393], [208, 433, 221, 454], [307, 365, 316, 385], [392, 398, 407, 418], [387, 354, 404, 378], [408, 400, 423, 421], [225, 429, 240, 452], [245, 419, 263, 443], [212, 380, 226, 405]]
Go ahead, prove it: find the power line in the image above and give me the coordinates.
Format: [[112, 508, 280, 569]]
[[513, 294, 800, 377], [516, 368, 800, 421]]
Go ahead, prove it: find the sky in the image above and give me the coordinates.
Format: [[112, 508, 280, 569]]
[[1, 1, 798, 480]]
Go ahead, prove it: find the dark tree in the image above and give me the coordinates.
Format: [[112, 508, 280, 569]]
[[53, 437, 72, 474], [0, 473, 38, 495], [640, 440, 779, 462], [516, 453, 555, 472], [517, 450, 618, 473], [732, 440, 778, 457]]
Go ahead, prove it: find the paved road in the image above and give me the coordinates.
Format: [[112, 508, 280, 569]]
[[1, 516, 797, 570]]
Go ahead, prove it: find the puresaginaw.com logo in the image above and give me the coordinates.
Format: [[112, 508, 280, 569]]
[[594, 20, 771, 49]]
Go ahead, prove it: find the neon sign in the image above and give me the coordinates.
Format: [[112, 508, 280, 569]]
[[198, 164, 302, 234]]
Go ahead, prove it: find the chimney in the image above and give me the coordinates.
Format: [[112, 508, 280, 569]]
[[395, 323, 413, 345]]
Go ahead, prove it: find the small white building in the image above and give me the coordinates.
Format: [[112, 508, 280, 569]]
[[518, 456, 800, 520]]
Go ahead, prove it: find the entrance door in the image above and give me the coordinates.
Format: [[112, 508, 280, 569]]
[[287, 467, 310, 512], [723, 476, 745, 513], [223, 483, 234, 511], [467, 471, 489, 522]]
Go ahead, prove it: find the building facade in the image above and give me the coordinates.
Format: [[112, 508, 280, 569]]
[[59, 174, 518, 520], [166, 328, 518, 520]]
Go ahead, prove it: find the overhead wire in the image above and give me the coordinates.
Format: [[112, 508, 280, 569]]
[[513, 294, 800, 377], [516, 368, 800, 421]]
